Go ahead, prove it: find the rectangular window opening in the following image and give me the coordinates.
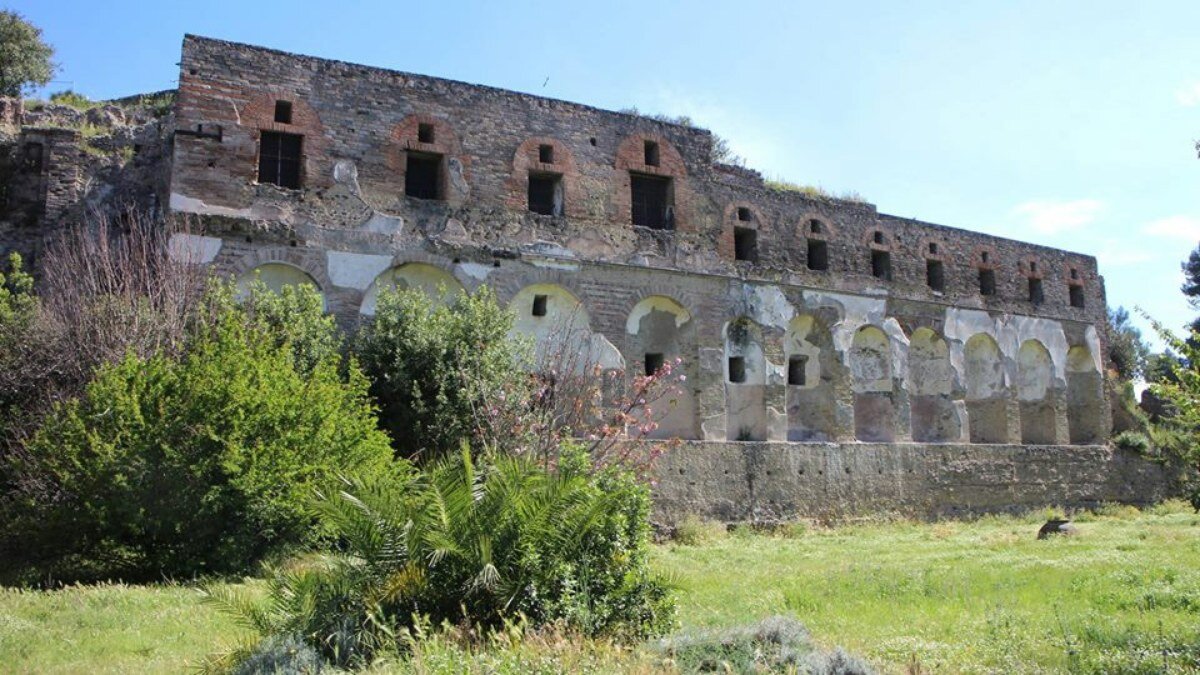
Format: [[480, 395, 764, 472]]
[[926, 259, 945, 292], [643, 140, 660, 166], [644, 352, 664, 376], [734, 226, 758, 262], [979, 268, 996, 296], [871, 249, 892, 281], [527, 172, 562, 216], [532, 294, 548, 317], [417, 123, 435, 143], [273, 100, 293, 124], [787, 355, 807, 386], [257, 130, 303, 189], [22, 142, 44, 172], [1028, 278, 1044, 305], [538, 144, 554, 164], [728, 356, 746, 383], [807, 239, 828, 271], [630, 172, 673, 229], [737, 207, 752, 222], [404, 152, 442, 200], [873, 231, 884, 244], [1069, 285, 1085, 308]]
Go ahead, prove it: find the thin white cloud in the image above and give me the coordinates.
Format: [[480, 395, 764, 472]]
[[1012, 199, 1104, 235], [1143, 215, 1200, 241], [1176, 81, 1200, 107], [1095, 245, 1152, 268]]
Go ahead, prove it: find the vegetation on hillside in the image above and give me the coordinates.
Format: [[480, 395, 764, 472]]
[[0, 11, 56, 97]]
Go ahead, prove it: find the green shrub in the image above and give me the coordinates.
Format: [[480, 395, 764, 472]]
[[354, 286, 530, 460], [210, 444, 675, 669], [656, 615, 873, 674], [210, 278, 341, 373], [1, 296, 393, 582], [1112, 430, 1151, 454], [48, 89, 92, 110]]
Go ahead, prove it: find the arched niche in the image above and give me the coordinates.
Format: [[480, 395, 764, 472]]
[[509, 283, 622, 374], [908, 328, 961, 442], [1017, 339, 1057, 445], [236, 262, 325, 308], [964, 333, 1008, 443], [851, 325, 895, 442], [784, 314, 836, 441], [724, 318, 766, 441], [1066, 345, 1104, 444], [360, 263, 464, 316], [626, 296, 697, 440]]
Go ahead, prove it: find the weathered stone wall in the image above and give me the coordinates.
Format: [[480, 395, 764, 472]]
[[651, 441, 1178, 523]]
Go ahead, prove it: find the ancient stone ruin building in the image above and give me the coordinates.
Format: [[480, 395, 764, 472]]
[[0, 35, 1175, 520]]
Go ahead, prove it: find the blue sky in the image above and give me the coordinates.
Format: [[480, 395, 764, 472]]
[[15, 0, 1200, 349]]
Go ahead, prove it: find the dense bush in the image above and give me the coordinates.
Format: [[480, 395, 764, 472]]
[[355, 286, 530, 460], [210, 444, 675, 669], [656, 616, 873, 674], [0, 285, 394, 581]]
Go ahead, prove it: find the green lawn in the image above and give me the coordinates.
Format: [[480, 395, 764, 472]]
[[3, 502, 1199, 673]]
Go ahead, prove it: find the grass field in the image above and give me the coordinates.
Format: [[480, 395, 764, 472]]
[[2, 502, 1199, 673]]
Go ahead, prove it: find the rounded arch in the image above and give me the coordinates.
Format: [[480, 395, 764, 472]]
[[509, 284, 621, 374], [507, 136, 582, 218], [1067, 344, 1104, 444], [236, 262, 324, 308], [626, 295, 696, 440], [724, 317, 766, 441], [850, 325, 892, 393], [360, 262, 464, 316], [908, 328, 961, 443], [784, 314, 837, 441], [1017, 339, 1057, 444], [964, 333, 1008, 444], [625, 295, 692, 335]]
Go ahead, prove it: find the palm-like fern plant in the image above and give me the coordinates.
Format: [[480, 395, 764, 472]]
[[207, 445, 674, 669]]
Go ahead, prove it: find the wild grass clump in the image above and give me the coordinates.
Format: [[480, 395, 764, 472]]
[[1112, 429, 1151, 454], [656, 616, 873, 674], [765, 179, 868, 204], [673, 515, 727, 546], [47, 89, 92, 110]]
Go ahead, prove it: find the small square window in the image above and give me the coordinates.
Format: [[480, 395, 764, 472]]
[[926, 259, 945, 292], [644, 352, 664, 376], [1029, 261, 1038, 273], [1028, 278, 1044, 305], [643, 140, 659, 167], [417, 123, 435, 143], [274, 100, 293, 124], [538, 144, 554, 164], [405, 152, 441, 200], [1070, 268, 1079, 280], [1069, 285, 1085, 308], [787, 355, 807, 386], [929, 242, 938, 255], [809, 219, 823, 235], [871, 249, 892, 280], [728, 356, 746, 383], [737, 207, 752, 222], [807, 239, 828, 271], [734, 227, 757, 262], [873, 231, 884, 245], [528, 172, 562, 216], [979, 268, 996, 296], [532, 294, 548, 317], [981, 251, 990, 264]]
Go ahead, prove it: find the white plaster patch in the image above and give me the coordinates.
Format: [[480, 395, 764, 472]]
[[531, 259, 580, 271], [167, 233, 222, 264], [1083, 325, 1103, 373], [626, 296, 692, 335], [361, 212, 405, 235], [169, 192, 255, 219], [459, 262, 494, 281], [805, 290, 887, 354], [326, 251, 393, 290], [525, 241, 578, 259], [747, 284, 794, 330]]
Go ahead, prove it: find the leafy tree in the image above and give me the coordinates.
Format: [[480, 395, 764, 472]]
[[354, 286, 530, 460], [1141, 314, 1200, 510], [0, 11, 56, 97], [1106, 306, 1150, 381], [0, 283, 394, 581], [1183, 242, 1200, 306]]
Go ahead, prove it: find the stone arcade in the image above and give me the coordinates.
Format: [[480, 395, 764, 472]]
[[0, 35, 1175, 521]]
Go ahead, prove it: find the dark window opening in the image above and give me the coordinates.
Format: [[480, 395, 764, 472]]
[[1028, 278, 1044, 305], [728, 356, 746, 383], [981, 251, 990, 264], [871, 249, 892, 280], [644, 352, 664, 376], [532, 294, 548, 317], [528, 172, 563, 216], [417, 123, 435, 143], [873, 231, 884, 245], [737, 207, 752, 222], [643, 140, 659, 166], [22, 142, 44, 172], [404, 152, 442, 200], [1070, 268, 1079, 280], [787, 355, 807, 386], [929, 242, 938, 255], [1069, 285, 1085, 308], [926, 259, 945, 292], [979, 268, 996, 296], [807, 239, 828, 271], [1029, 261, 1038, 273], [273, 100, 293, 124], [630, 173, 673, 229], [257, 131, 302, 189], [734, 227, 758, 262], [538, 144, 554, 164], [809, 219, 823, 235]]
